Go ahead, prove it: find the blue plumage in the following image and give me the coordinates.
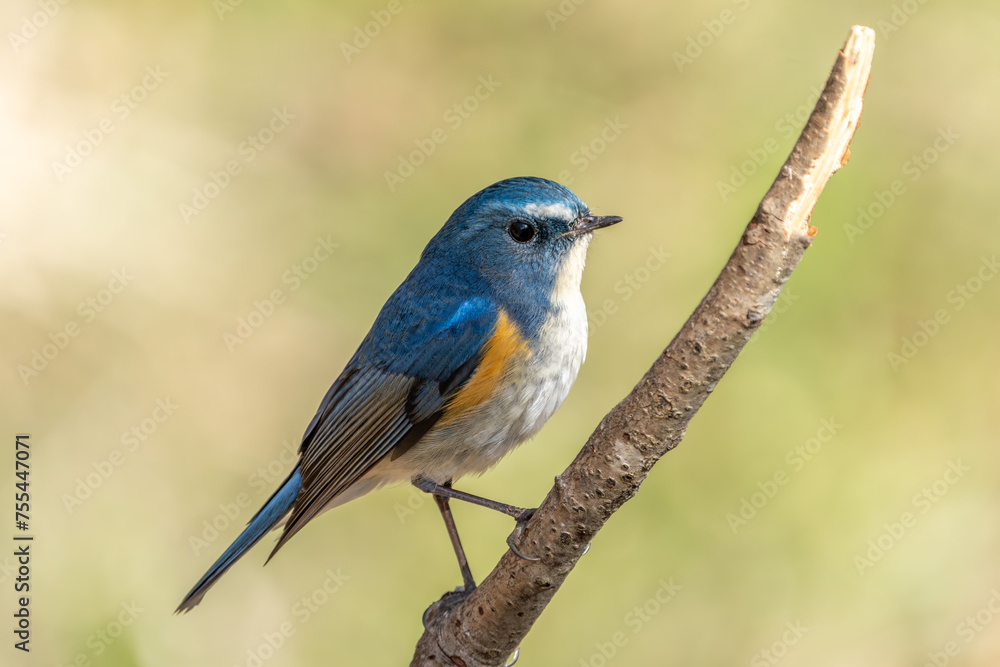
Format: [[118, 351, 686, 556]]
[[178, 469, 302, 611], [176, 177, 621, 612]]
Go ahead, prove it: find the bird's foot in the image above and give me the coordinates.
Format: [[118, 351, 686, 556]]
[[506, 508, 540, 561], [422, 585, 475, 630]]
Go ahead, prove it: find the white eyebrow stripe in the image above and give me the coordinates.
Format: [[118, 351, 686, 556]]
[[524, 202, 575, 221]]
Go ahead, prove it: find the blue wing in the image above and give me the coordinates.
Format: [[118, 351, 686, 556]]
[[178, 286, 505, 611], [271, 294, 499, 553]]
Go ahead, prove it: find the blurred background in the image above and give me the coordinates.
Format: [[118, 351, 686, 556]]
[[2, 1, 999, 665]]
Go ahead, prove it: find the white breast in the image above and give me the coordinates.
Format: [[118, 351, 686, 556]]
[[515, 238, 590, 439], [360, 238, 592, 487], [438, 237, 591, 478]]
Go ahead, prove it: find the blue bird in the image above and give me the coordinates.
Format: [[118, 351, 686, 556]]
[[177, 177, 621, 611]]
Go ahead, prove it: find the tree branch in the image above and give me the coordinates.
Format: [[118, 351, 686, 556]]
[[411, 25, 875, 667]]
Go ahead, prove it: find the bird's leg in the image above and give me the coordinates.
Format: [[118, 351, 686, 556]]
[[429, 481, 477, 592], [413, 476, 540, 562]]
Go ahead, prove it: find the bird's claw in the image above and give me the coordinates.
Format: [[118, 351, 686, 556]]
[[506, 508, 540, 561], [422, 586, 474, 630], [422, 604, 432, 630], [513, 507, 536, 523]]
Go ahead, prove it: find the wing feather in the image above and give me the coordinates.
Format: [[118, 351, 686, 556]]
[[270, 297, 500, 555]]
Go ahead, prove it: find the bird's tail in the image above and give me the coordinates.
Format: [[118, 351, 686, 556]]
[[176, 468, 302, 613]]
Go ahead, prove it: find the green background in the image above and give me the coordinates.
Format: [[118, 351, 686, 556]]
[[2, 1, 999, 665]]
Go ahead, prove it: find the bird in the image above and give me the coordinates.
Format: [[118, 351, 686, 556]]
[[177, 176, 622, 612]]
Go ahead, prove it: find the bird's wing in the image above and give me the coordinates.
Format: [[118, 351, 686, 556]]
[[271, 296, 508, 554]]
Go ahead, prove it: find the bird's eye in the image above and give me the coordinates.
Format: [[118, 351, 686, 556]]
[[507, 219, 536, 243]]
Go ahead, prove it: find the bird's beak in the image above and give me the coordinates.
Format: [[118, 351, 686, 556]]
[[561, 214, 624, 237]]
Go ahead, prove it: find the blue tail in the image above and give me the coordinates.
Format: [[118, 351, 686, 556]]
[[176, 468, 302, 613]]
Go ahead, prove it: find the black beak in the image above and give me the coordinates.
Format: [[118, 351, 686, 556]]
[[562, 214, 624, 237]]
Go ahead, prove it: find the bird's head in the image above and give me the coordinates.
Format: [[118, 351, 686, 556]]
[[425, 177, 622, 305]]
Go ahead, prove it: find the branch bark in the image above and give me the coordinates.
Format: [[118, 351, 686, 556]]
[[412, 26, 875, 667]]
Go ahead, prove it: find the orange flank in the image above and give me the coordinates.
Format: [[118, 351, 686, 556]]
[[441, 309, 529, 425]]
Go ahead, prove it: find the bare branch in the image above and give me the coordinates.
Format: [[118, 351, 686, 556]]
[[412, 25, 876, 667]]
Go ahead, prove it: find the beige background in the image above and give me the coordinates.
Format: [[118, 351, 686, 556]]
[[2, 1, 999, 665]]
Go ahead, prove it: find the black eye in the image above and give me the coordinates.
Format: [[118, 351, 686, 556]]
[[507, 219, 536, 243]]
